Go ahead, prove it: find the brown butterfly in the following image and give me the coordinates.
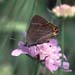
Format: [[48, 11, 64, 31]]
[[26, 15, 58, 46]]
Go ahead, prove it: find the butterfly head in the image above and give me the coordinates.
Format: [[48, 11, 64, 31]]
[[48, 23, 58, 36], [52, 26, 58, 36]]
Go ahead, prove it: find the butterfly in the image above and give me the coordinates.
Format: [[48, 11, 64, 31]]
[[26, 15, 58, 46]]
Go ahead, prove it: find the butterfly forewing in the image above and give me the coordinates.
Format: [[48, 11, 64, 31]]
[[30, 15, 48, 25], [26, 15, 58, 46]]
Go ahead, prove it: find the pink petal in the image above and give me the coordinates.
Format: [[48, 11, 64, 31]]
[[49, 39, 58, 46], [11, 49, 23, 56], [62, 62, 72, 72], [63, 62, 70, 69]]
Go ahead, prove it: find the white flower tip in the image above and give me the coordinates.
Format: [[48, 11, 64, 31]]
[[11, 49, 23, 56], [64, 69, 72, 72]]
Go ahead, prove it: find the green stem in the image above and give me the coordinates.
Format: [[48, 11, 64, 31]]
[[61, 21, 64, 55], [32, 59, 40, 75], [60, 19, 65, 75]]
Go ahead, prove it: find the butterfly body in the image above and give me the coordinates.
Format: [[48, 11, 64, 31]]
[[26, 15, 58, 46]]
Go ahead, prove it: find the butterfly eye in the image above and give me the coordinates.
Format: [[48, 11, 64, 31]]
[[54, 27, 57, 31], [54, 27, 58, 33]]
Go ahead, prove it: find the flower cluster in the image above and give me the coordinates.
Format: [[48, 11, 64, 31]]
[[52, 4, 75, 17], [11, 36, 71, 73]]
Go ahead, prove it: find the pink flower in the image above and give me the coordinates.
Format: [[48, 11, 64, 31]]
[[52, 4, 75, 17], [11, 33, 71, 73]]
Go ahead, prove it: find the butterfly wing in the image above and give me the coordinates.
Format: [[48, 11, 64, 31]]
[[26, 15, 58, 46], [36, 23, 58, 43]]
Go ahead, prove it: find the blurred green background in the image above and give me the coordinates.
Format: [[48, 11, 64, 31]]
[[0, 0, 75, 75]]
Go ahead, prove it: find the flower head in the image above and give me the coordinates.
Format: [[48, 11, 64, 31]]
[[11, 38, 71, 73], [52, 4, 75, 17]]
